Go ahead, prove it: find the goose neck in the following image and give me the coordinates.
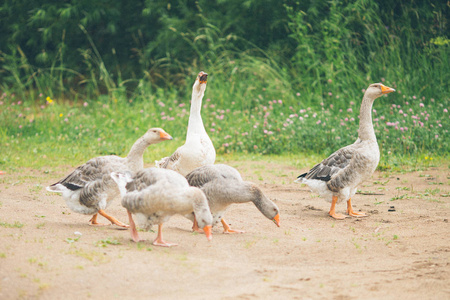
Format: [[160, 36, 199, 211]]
[[126, 137, 147, 170], [187, 90, 205, 136], [358, 95, 376, 141]]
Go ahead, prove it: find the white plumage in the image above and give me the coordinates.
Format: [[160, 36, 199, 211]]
[[155, 71, 216, 176]]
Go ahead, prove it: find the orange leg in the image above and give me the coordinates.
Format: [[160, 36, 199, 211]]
[[192, 217, 204, 233], [221, 218, 245, 234], [127, 210, 144, 242], [98, 209, 129, 228], [89, 213, 109, 226], [329, 196, 347, 220], [153, 224, 177, 247], [346, 198, 367, 217]]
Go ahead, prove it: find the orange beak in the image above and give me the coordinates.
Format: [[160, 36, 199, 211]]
[[272, 214, 280, 227], [159, 130, 173, 140], [381, 84, 395, 94], [199, 72, 208, 84], [203, 225, 212, 241]]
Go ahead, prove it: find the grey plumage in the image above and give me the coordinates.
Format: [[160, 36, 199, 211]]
[[49, 156, 123, 211], [186, 164, 280, 228], [46, 128, 172, 224], [295, 83, 395, 219], [118, 168, 212, 229], [111, 168, 213, 245]]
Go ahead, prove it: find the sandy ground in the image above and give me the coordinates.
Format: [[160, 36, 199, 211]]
[[0, 161, 449, 300]]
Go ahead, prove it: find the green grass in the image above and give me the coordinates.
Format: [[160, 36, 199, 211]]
[[0, 2, 448, 169], [65, 236, 80, 244], [95, 238, 121, 247], [0, 220, 24, 228], [0, 89, 448, 172]]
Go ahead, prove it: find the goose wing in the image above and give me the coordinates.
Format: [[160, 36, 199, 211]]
[[126, 168, 187, 192], [125, 169, 161, 192], [301, 146, 355, 182], [51, 156, 121, 191], [156, 149, 181, 169], [186, 164, 242, 188]]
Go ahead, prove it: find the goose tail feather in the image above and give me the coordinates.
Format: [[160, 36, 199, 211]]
[[294, 172, 307, 183]]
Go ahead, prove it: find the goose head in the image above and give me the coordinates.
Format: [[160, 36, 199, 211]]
[[192, 71, 208, 95], [143, 128, 173, 144], [364, 83, 395, 101], [247, 183, 281, 227], [188, 187, 213, 241]]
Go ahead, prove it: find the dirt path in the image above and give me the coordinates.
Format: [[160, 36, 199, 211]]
[[0, 161, 449, 299]]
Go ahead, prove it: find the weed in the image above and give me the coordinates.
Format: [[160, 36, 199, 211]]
[[424, 188, 440, 195], [65, 236, 80, 244], [68, 248, 110, 264], [96, 238, 121, 247], [36, 222, 45, 229], [28, 257, 37, 264], [0, 221, 24, 228], [374, 180, 390, 186], [396, 187, 411, 191], [390, 194, 412, 201], [352, 238, 361, 250], [430, 182, 444, 186]]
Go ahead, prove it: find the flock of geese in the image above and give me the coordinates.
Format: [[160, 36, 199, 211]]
[[47, 71, 395, 247]]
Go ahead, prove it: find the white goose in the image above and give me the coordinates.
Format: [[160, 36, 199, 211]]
[[46, 128, 173, 226], [296, 83, 395, 219], [186, 164, 280, 233], [111, 169, 213, 247], [155, 71, 215, 176]]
